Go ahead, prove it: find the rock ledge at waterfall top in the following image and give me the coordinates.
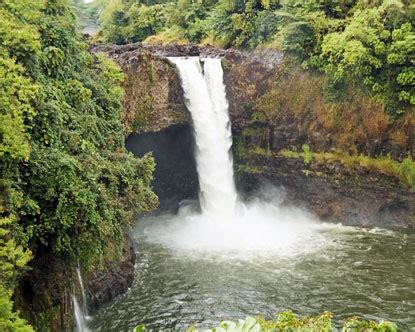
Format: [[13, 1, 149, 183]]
[[90, 43, 282, 134], [90, 42, 282, 68]]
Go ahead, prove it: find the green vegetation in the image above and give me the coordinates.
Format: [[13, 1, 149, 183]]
[[1, 0, 413, 329], [96, 0, 414, 116], [235, 142, 415, 189], [134, 312, 397, 331], [301, 144, 312, 165], [70, 0, 98, 30], [279, 145, 415, 189], [314, 152, 415, 189], [0, 0, 157, 329], [96, 0, 414, 181]]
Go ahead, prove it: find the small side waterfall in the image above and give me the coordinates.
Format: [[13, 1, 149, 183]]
[[76, 266, 89, 317], [169, 57, 237, 219], [72, 295, 89, 332], [72, 267, 89, 331]]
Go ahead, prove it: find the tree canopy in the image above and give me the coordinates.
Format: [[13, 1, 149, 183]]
[[97, 0, 414, 116]]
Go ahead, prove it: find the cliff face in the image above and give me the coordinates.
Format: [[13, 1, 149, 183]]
[[92, 43, 415, 230], [92, 45, 188, 133], [125, 124, 199, 211], [86, 236, 136, 313], [236, 155, 415, 230], [91, 43, 281, 210], [16, 236, 136, 331]]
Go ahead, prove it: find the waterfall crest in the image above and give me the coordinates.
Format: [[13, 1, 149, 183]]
[[169, 57, 237, 219]]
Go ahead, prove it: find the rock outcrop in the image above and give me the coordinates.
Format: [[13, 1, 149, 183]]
[[15, 235, 136, 331], [91, 42, 281, 211], [125, 124, 199, 211], [236, 154, 415, 230]]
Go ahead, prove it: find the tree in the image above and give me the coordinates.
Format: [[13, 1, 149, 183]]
[[0, 0, 158, 328], [318, 2, 415, 114]]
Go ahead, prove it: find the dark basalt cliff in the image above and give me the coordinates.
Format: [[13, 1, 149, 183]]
[[86, 236, 136, 313], [41, 42, 413, 330], [20, 43, 412, 331], [92, 43, 415, 230], [236, 155, 415, 230], [91, 43, 282, 210]]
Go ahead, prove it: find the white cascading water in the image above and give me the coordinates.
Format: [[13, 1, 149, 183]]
[[76, 266, 89, 318], [169, 57, 237, 218], [72, 266, 90, 331], [142, 57, 337, 259], [72, 295, 89, 332]]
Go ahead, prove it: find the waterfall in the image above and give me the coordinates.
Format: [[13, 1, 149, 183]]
[[147, 56, 320, 256], [76, 266, 89, 317], [72, 266, 89, 331], [169, 57, 237, 218], [72, 295, 89, 332]]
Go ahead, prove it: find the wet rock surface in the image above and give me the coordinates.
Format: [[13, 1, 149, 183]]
[[236, 154, 415, 230], [15, 235, 137, 330], [86, 236, 136, 313], [126, 123, 199, 211]]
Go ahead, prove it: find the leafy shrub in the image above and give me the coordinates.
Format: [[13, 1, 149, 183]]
[[133, 312, 397, 331], [279, 21, 315, 59], [143, 26, 190, 45]]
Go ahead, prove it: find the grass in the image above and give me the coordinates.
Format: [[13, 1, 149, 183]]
[[236, 141, 415, 189], [236, 164, 266, 174], [143, 26, 190, 45], [279, 145, 415, 189]]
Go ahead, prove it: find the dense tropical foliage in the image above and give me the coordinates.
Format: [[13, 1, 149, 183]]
[[0, 0, 157, 329], [1, 0, 413, 329], [96, 0, 414, 116], [93, 0, 414, 185]]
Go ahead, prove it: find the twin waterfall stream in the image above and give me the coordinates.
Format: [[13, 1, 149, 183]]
[[169, 57, 238, 219]]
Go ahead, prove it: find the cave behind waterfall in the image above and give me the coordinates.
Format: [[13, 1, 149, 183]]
[[125, 123, 199, 211]]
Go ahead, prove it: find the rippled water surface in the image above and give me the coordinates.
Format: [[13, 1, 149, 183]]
[[90, 214, 415, 331]]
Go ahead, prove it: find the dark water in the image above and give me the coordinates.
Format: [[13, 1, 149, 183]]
[[90, 218, 415, 331]]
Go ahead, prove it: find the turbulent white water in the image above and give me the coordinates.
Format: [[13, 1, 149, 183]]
[[145, 57, 338, 258], [169, 57, 237, 218]]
